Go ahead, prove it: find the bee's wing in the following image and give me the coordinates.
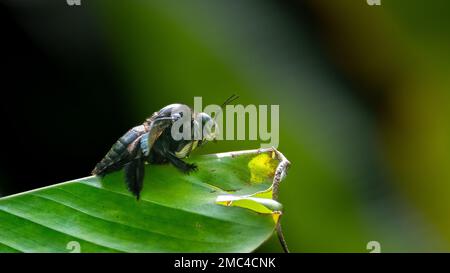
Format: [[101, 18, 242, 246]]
[[141, 116, 178, 156]]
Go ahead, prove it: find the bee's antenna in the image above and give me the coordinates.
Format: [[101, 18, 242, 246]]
[[213, 94, 239, 121], [204, 95, 239, 142], [220, 94, 239, 109]]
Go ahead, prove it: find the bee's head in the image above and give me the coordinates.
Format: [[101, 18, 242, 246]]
[[196, 112, 218, 143]]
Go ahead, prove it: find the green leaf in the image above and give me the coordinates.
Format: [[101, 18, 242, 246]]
[[0, 148, 289, 253]]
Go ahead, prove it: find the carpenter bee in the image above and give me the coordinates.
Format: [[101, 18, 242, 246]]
[[92, 95, 238, 199]]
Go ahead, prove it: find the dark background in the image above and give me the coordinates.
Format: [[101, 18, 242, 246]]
[[0, 1, 130, 193]]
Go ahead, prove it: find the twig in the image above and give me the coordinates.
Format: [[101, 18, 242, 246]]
[[271, 147, 290, 201], [276, 215, 290, 253], [270, 147, 290, 253]]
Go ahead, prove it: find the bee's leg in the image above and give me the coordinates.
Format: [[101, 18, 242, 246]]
[[124, 156, 145, 200], [166, 152, 198, 174]]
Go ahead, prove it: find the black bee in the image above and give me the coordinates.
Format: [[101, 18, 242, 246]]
[[92, 104, 214, 199], [92, 96, 238, 199]]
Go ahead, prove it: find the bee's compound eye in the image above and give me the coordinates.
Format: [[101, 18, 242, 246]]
[[196, 112, 218, 141], [172, 112, 182, 120], [198, 113, 211, 124]]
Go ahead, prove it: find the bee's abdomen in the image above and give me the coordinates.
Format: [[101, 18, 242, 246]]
[[92, 125, 146, 175]]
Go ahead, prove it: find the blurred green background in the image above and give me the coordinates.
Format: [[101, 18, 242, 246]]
[[1, 0, 450, 252]]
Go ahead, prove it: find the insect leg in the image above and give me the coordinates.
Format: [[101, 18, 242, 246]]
[[124, 156, 145, 200], [123, 137, 146, 200], [165, 152, 198, 174]]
